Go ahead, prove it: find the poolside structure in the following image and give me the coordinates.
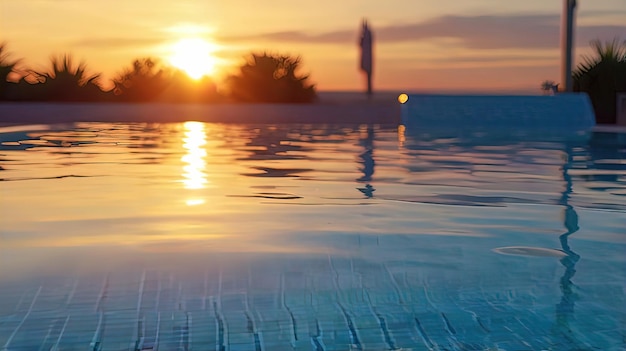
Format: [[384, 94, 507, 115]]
[[398, 93, 596, 135], [618, 93, 626, 126]]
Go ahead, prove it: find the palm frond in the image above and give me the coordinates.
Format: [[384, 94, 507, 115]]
[[573, 37, 626, 124]]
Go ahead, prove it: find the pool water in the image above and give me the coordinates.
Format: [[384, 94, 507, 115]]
[[0, 122, 624, 351]]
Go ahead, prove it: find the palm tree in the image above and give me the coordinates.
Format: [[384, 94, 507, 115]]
[[227, 53, 317, 103], [573, 38, 626, 124], [31, 54, 106, 101]]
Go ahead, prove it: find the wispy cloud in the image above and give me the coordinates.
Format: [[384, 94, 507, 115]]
[[435, 53, 557, 64], [71, 13, 625, 52], [219, 13, 625, 50], [379, 14, 558, 49]]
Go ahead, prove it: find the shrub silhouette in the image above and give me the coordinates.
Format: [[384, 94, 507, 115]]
[[113, 58, 223, 103], [113, 58, 170, 102], [0, 43, 21, 100], [1, 45, 318, 104], [160, 71, 222, 103], [227, 53, 316, 103], [573, 38, 626, 124], [26, 54, 109, 101], [540, 80, 558, 95]]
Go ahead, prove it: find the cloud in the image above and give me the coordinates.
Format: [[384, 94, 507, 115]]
[[220, 13, 625, 50], [379, 14, 559, 49], [579, 9, 626, 17], [435, 53, 557, 64], [70, 13, 625, 53], [577, 25, 626, 45]]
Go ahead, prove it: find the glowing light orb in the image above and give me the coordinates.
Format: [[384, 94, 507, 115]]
[[398, 93, 409, 104]]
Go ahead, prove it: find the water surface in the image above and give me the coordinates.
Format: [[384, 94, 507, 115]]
[[1, 122, 624, 350]]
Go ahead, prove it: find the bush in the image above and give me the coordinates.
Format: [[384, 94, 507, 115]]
[[35, 54, 108, 101], [227, 53, 316, 103], [113, 58, 169, 102], [113, 58, 223, 103], [9, 54, 110, 102], [158, 70, 222, 103], [0, 43, 20, 100]]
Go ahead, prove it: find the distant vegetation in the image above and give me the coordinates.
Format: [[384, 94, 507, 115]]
[[24, 55, 107, 102], [111, 58, 221, 103], [227, 53, 316, 103], [0, 43, 20, 101], [0, 43, 317, 104], [113, 58, 167, 102], [573, 38, 626, 124]]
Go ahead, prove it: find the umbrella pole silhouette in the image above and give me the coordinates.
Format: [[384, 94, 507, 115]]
[[554, 142, 583, 346], [359, 19, 373, 97]]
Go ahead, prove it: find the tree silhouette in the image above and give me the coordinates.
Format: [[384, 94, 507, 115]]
[[227, 53, 316, 103], [573, 38, 626, 124]]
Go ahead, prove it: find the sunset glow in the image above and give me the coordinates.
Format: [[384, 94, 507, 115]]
[[0, 0, 624, 91], [169, 38, 218, 79]]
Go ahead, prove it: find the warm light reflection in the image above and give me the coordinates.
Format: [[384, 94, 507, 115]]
[[169, 38, 219, 79], [398, 124, 406, 147], [186, 198, 205, 206], [182, 121, 208, 190]]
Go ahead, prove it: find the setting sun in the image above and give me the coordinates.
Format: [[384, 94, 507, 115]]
[[169, 38, 218, 79]]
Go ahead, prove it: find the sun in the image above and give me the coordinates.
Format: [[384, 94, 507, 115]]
[[169, 38, 218, 79]]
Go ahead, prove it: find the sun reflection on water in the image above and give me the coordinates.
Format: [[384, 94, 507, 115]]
[[397, 124, 406, 147], [185, 198, 206, 206], [182, 121, 208, 193]]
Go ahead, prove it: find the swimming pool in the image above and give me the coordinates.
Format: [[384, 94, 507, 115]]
[[0, 122, 624, 351]]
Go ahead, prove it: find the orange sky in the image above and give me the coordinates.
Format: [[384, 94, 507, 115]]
[[1, 0, 625, 92]]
